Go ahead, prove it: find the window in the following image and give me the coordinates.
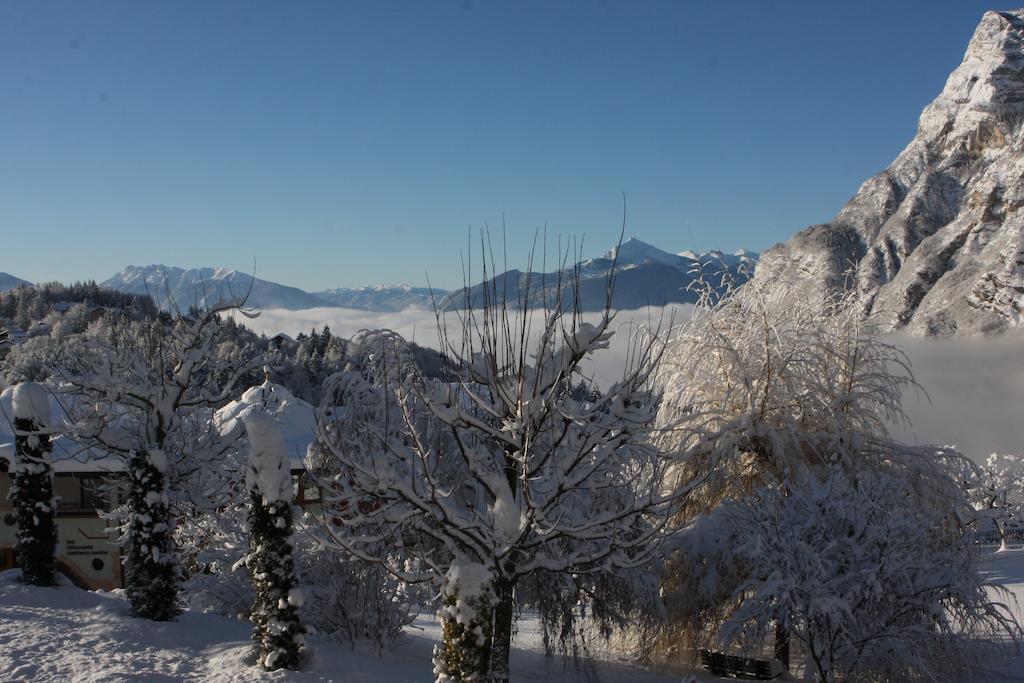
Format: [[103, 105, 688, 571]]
[[54, 476, 82, 510], [81, 476, 112, 512], [0, 474, 10, 510]]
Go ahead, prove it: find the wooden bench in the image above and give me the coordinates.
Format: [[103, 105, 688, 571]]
[[699, 649, 779, 680]]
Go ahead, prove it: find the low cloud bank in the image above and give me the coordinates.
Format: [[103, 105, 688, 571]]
[[236, 304, 690, 389], [237, 307, 1024, 462], [890, 332, 1024, 461]]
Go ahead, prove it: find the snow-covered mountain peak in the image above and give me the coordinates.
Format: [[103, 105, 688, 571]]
[[603, 237, 682, 266], [917, 10, 1024, 147]]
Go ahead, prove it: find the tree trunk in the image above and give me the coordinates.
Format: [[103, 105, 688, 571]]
[[774, 622, 790, 670], [487, 577, 514, 683]]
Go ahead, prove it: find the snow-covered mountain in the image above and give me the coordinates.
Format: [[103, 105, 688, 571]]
[[103, 239, 755, 314], [314, 284, 444, 312], [0, 272, 31, 291], [441, 237, 757, 312], [758, 10, 1024, 335], [102, 266, 327, 311]]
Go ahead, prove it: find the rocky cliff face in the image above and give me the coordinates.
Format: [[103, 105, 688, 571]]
[[758, 10, 1024, 335]]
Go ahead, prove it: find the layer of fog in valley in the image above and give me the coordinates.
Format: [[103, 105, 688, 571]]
[[239, 305, 1024, 463]]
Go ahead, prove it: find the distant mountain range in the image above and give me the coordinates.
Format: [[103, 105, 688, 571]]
[[0, 273, 31, 291], [314, 285, 442, 312], [102, 266, 329, 311], [88, 238, 758, 313], [440, 239, 757, 311]]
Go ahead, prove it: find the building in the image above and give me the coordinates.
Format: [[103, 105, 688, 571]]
[[0, 447, 125, 590], [0, 379, 320, 591]]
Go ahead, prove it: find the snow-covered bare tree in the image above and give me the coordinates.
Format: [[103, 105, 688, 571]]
[[653, 278, 1023, 677], [314, 248, 683, 682], [5, 382, 58, 586], [53, 303, 261, 620], [973, 453, 1024, 551]]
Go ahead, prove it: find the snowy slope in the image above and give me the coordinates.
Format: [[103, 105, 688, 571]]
[[0, 272, 31, 291], [0, 570, 680, 683], [758, 10, 1024, 335]]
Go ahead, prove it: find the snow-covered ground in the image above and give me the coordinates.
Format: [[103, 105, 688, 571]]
[[0, 569, 678, 683], [2, 550, 1022, 682]]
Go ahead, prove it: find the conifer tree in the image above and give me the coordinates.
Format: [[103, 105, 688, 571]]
[[9, 382, 58, 586], [243, 410, 304, 671], [124, 447, 180, 620]]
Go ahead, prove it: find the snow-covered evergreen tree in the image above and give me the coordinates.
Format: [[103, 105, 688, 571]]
[[124, 447, 179, 620], [8, 382, 58, 586], [241, 410, 304, 671]]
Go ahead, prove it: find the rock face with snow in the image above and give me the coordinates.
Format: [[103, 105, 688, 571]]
[[758, 10, 1024, 335], [441, 238, 757, 312]]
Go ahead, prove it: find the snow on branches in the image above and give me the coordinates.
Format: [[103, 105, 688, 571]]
[[313, 255, 682, 682], [53, 303, 262, 620], [654, 278, 1023, 678], [972, 453, 1024, 551]]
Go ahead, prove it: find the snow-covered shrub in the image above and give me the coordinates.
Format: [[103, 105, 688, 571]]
[[294, 533, 421, 654], [179, 501, 253, 618], [7, 382, 58, 586], [242, 411, 304, 671], [433, 559, 495, 683], [683, 465, 1021, 682], [180, 509, 420, 654]]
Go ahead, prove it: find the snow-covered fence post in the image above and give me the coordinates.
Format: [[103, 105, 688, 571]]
[[10, 382, 58, 586], [124, 447, 180, 620], [243, 411, 304, 671]]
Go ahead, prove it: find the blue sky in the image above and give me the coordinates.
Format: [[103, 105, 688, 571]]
[[0, 1, 1002, 290]]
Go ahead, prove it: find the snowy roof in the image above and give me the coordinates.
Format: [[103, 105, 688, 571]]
[[0, 386, 124, 473]]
